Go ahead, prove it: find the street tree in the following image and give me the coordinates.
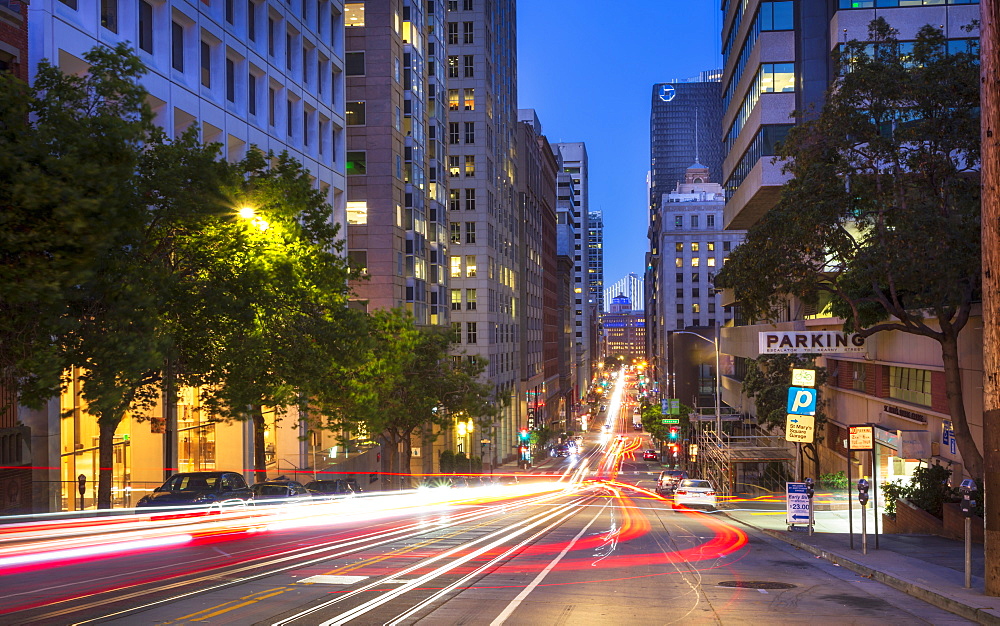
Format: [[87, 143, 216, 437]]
[[715, 19, 983, 476]]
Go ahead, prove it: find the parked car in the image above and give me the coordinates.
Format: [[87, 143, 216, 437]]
[[136, 472, 253, 508], [305, 479, 356, 498], [656, 470, 689, 495], [642, 449, 658, 461], [673, 479, 717, 509], [251, 479, 312, 503]]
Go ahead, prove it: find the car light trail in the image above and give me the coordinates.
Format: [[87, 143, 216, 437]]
[[0, 534, 194, 568]]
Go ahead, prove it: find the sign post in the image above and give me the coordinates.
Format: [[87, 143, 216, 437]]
[[786, 482, 811, 530]]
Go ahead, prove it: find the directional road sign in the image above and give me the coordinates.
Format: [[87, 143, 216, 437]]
[[785, 414, 815, 443], [661, 418, 680, 425]]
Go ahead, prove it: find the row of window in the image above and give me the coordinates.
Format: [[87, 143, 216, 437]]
[[449, 221, 477, 244], [840, 0, 977, 7], [446, 21, 475, 45], [675, 318, 718, 330], [675, 257, 721, 268], [722, 1, 794, 114], [673, 272, 717, 284], [450, 288, 478, 310], [676, 302, 717, 313], [671, 213, 718, 229], [448, 188, 477, 211], [724, 62, 795, 156], [675, 290, 720, 305], [724, 124, 792, 200], [674, 241, 733, 253]]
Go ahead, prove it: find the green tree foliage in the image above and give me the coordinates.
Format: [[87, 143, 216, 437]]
[[320, 310, 497, 488], [715, 19, 983, 477], [640, 401, 692, 443], [742, 355, 828, 478]]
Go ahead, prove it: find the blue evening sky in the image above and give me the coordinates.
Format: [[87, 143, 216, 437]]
[[517, 1, 722, 300]]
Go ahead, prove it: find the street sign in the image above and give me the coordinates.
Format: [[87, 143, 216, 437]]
[[849, 425, 874, 450], [786, 387, 817, 415], [791, 368, 816, 387], [661, 399, 669, 414], [785, 414, 815, 443], [786, 482, 811, 526], [661, 418, 680, 424]]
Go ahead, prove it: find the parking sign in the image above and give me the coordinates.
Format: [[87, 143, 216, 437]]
[[786, 387, 817, 416]]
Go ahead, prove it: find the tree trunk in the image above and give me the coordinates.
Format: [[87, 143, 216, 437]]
[[252, 409, 267, 483], [940, 332, 983, 480], [163, 358, 177, 481], [980, 0, 1000, 596], [400, 433, 413, 490], [97, 419, 117, 509]]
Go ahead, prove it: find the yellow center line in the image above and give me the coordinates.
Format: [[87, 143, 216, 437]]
[[163, 587, 290, 623], [191, 590, 289, 621]]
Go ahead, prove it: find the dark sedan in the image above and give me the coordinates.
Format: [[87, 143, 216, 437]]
[[305, 479, 356, 498], [251, 479, 312, 503], [135, 472, 253, 508]]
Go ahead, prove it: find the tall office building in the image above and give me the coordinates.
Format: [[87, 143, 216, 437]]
[[719, 0, 981, 480], [587, 210, 605, 315], [602, 295, 646, 362], [553, 142, 592, 414], [649, 71, 723, 209], [445, 0, 519, 462], [25, 0, 348, 510], [604, 273, 644, 314]]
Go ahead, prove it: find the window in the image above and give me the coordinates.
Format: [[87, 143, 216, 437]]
[[465, 255, 476, 277], [345, 1, 364, 26], [675, 258, 683, 268], [692, 288, 700, 298], [852, 362, 867, 392], [676, 304, 684, 314], [463, 88, 475, 110], [707, 257, 716, 267], [447, 56, 459, 78], [676, 273, 684, 282], [449, 121, 460, 144], [691, 214, 699, 228], [101, 0, 118, 33], [285, 32, 292, 70], [466, 322, 477, 344], [465, 188, 476, 210], [268, 86, 275, 125], [723, 240, 732, 252], [691, 273, 700, 282], [889, 367, 932, 407], [674, 215, 683, 229], [448, 89, 459, 110], [59, 0, 78, 8], [463, 21, 474, 44], [676, 288, 684, 298], [171, 22, 184, 72], [248, 73, 257, 115], [707, 214, 716, 228], [466, 289, 477, 310], [691, 242, 700, 252], [447, 22, 458, 45], [248, 1, 257, 42], [450, 256, 461, 278], [139, 1, 153, 53], [225, 0, 234, 24], [449, 155, 460, 177], [464, 121, 475, 143], [692, 303, 701, 313], [346, 101, 366, 125], [465, 222, 476, 244], [464, 155, 475, 177], [225, 58, 235, 102], [691, 257, 701, 267], [463, 0, 472, 9], [202, 41, 215, 88], [463, 55, 474, 77], [450, 222, 461, 243], [345, 51, 364, 75], [347, 151, 366, 175], [449, 189, 460, 211], [268, 17, 275, 56], [707, 242, 715, 251], [287, 98, 293, 137], [451, 289, 462, 310], [675, 242, 683, 252], [447, 0, 457, 9]]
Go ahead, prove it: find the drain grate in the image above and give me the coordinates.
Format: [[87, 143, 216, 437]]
[[717, 581, 797, 590]]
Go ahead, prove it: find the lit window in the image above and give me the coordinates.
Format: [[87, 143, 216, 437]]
[[464, 88, 475, 110], [465, 255, 477, 277], [691, 258, 700, 267], [346, 201, 368, 224], [450, 256, 461, 278], [691, 242, 699, 252], [675, 243, 683, 252], [345, 2, 364, 27], [449, 88, 459, 110], [675, 258, 683, 268], [707, 257, 716, 267]]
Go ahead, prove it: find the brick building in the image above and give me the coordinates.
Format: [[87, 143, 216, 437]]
[[0, 0, 27, 81]]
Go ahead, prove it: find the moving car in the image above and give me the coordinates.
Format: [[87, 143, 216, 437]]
[[251, 479, 312, 502], [136, 472, 253, 508], [673, 479, 717, 509], [656, 470, 689, 495], [305, 479, 357, 498], [642, 449, 658, 461]]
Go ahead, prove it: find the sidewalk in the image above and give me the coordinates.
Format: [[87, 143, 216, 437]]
[[724, 502, 999, 624]]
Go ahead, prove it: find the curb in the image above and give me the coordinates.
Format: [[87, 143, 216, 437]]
[[722, 511, 1000, 626]]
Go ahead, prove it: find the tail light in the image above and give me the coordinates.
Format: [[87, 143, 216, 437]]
[[706, 491, 715, 496], [676, 490, 687, 495]]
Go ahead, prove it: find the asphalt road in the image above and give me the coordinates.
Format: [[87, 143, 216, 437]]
[[0, 375, 972, 625]]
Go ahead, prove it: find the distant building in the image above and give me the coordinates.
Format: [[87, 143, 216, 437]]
[[604, 273, 643, 313], [602, 295, 645, 361], [587, 210, 605, 315]]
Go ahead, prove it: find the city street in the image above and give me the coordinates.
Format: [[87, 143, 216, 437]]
[[0, 375, 971, 625]]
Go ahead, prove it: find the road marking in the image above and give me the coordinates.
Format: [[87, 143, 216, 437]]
[[489, 505, 605, 626], [300, 575, 369, 585]]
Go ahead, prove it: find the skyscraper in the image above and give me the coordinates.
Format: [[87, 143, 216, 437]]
[[445, 0, 519, 461], [604, 273, 644, 314], [587, 210, 605, 315]]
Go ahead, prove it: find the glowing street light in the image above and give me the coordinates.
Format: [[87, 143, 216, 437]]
[[238, 206, 269, 232]]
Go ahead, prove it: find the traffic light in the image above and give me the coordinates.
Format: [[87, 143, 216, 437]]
[[857, 478, 870, 507], [518, 428, 529, 442], [669, 427, 678, 441]]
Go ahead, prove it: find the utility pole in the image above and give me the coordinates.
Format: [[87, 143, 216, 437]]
[[981, 0, 1000, 597]]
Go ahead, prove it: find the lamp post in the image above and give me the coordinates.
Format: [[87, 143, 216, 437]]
[[671, 328, 722, 442]]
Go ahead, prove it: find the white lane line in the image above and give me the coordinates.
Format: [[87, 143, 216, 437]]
[[489, 505, 605, 626], [299, 575, 369, 585]]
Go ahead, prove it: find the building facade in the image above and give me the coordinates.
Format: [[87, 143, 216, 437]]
[[587, 210, 604, 315], [0, 0, 27, 80], [718, 0, 982, 483], [604, 273, 643, 314], [602, 295, 646, 362]]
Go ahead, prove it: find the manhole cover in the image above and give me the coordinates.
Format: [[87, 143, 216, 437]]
[[717, 581, 797, 590]]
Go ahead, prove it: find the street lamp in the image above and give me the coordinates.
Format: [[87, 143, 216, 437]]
[[672, 328, 722, 441]]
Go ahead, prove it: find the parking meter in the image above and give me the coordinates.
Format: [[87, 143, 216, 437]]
[[78, 474, 87, 497], [857, 478, 870, 507], [805, 477, 815, 499], [960, 479, 977, 517]]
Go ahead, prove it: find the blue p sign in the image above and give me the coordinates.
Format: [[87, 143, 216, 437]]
[[787, 387, 817, 415]]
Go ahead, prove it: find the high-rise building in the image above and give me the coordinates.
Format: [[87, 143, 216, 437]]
[[602, 295, 646, 362], [515, 110, 558, 435], [587, 210, 605, 314], [445, 0, 519, 461], [604, 273, 644, 314], [649, 71, 723, 208], [718, 1, 981, 481], [553, 142, 592, 411]]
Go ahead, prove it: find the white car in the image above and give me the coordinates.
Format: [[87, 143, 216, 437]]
[[673, 479, 717, 510]]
